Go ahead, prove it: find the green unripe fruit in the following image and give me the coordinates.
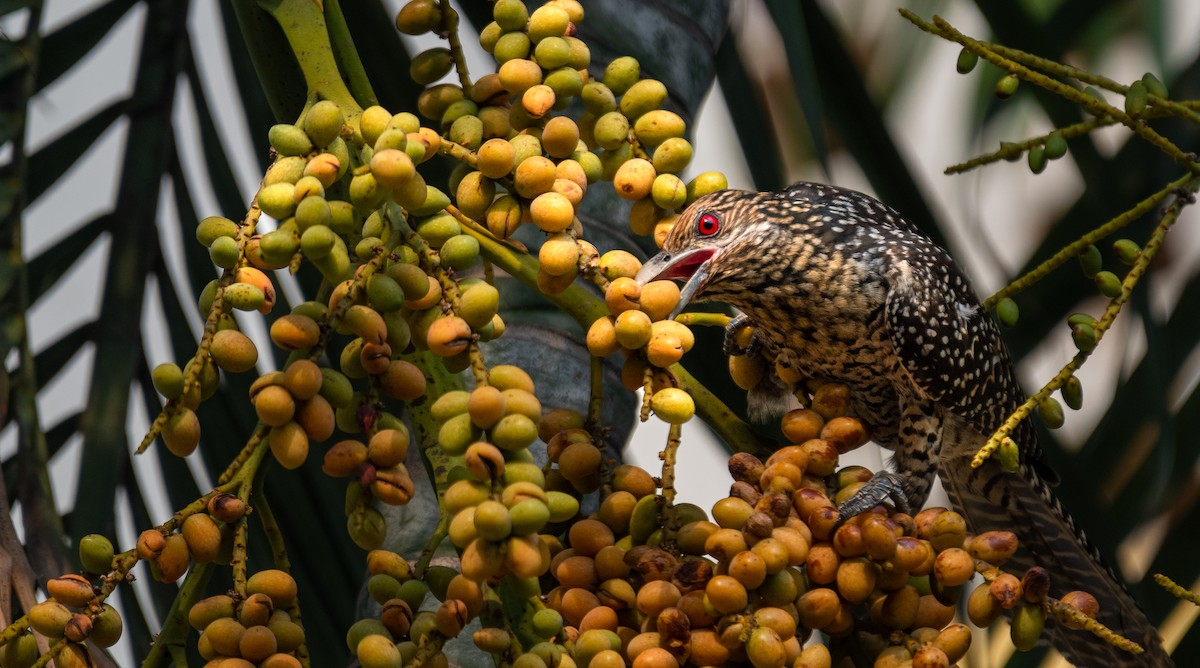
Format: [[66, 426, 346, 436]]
[[319, 367, 355, 408], [442, 99, 479, 129], [409, 186, 452, 217], [956, 48, 978, 74], [207, 231, 237, 268], [534, 36, 571, 70], [1070, 322, 1097, 353], [995, 297, 1019, 327], [395, 0, 442, 35], [545, 490, 579, 522], [348, 506, 387, 550], [459, 282, 500, 330], [440, 234, 481, 271], [474, 499, 513, 542], [367, 274, 406, 312], [1125, 80, 1148, 116], [4, 632, 38, 666], [431, 390, 470, 421], [388, 263, 430, 302], [196, 216, 237, 247], [415, 213, 461, 248], [603, 56, 640, 96], [1094, 270, 1122, 298], [593, 111, 630, 151], [494, 31, 532, 64], [619, 78, 667, 120], [449, 114, 484, 149], [350, 172, 389, 211], [354, 631, 401, 668], [300, 225, 337, 260], [1078, 244, 1102, 278], [634, 109, 685, 148], [492, 413, 538, 450], [1039, 397, 1065, 429], [1044, 131, 1068, 160], [29, 600, 71, 638], [153, 363, 184, 399], [224, 282, 266, 312], [259, 182, 298, 220], [995, 73, 1019, 99], [581, 81, 616, 115], [367, 574, 403, 605], [686, 170, 728, 203], [293, 175, 325, 200], [1141, 71, 1168, 98], [493, 0, 529, 30], [438, 413, 479, 455], [80, 533, 115, 573], [652, 137, 693, 174], [1010, 604, 1046, 651], [1027, 145, 1047, 174], [264, 155, 305, 185], [1113, 238, 1140, 265], [295, 195, 332, 231], [410, 47, 454, 85], [509, 498, 551, 535], [261, 228, 299, 265], [531, 608, 563, 638], [360, 105, 392, 149], [565, 35, 590, 69], [374, 128, 408, 152], [328, 199, 356, 234], [304, 100, 344, 148], [527, 4, 569, 42], [269, 124, 312, 156], [651, 173, 687, 210]]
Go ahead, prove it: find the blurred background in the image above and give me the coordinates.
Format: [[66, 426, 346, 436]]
[[2, 0, 1199, 665]]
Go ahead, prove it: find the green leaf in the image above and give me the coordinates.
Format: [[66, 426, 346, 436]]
[[762, 0, 828, 173], [26, 101, 126, 203], [35, 0, 138, 92], [26, 214, 109, 304], [715, 34, 785, 191]]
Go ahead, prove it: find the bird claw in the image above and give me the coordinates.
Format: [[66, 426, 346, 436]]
[[836, 471, 911, 524], [723, 313, 758, 357]]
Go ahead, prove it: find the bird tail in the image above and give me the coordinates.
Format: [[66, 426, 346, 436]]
[[938, 416, 1172, 667]]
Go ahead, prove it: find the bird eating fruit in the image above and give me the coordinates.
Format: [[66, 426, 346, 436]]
[[635, 182, 1171, 667]]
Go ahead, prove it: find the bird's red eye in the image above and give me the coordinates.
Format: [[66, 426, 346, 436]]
[[697, 213, 720, 237]]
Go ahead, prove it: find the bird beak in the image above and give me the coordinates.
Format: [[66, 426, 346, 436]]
[[635, 247, 720, 318]]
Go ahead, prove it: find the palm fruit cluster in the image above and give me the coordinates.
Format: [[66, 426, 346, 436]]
[[10, 535, 123, 668], [330, 377, 1107, 668], [187, 570, 307, 667], [583, 251, 698, 423]]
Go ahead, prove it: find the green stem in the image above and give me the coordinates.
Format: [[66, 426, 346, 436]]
[[900, 11, 1200, 173], [323, 0, 378, 108], [139, 563, 214, 668], [260, 0, 363, 118], [975, 175, 1199, 466], [984, 172, 1195, 309]]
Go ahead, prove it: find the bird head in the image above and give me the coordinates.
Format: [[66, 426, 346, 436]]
[[635, 188, 773, 318]]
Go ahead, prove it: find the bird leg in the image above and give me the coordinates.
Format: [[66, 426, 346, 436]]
[[836, 471, 911, 519], [722, 313, 758, 356], [836, 395, 941, 523]]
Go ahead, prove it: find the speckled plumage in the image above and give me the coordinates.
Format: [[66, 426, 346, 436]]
[[638, 182, 1171, 667]]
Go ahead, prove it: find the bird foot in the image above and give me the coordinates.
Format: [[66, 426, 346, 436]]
[[836, 471, 911, 523], [723, 314, 758, 357]]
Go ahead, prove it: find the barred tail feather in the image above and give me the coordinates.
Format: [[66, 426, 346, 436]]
[[939, 416, 1172, 667]]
